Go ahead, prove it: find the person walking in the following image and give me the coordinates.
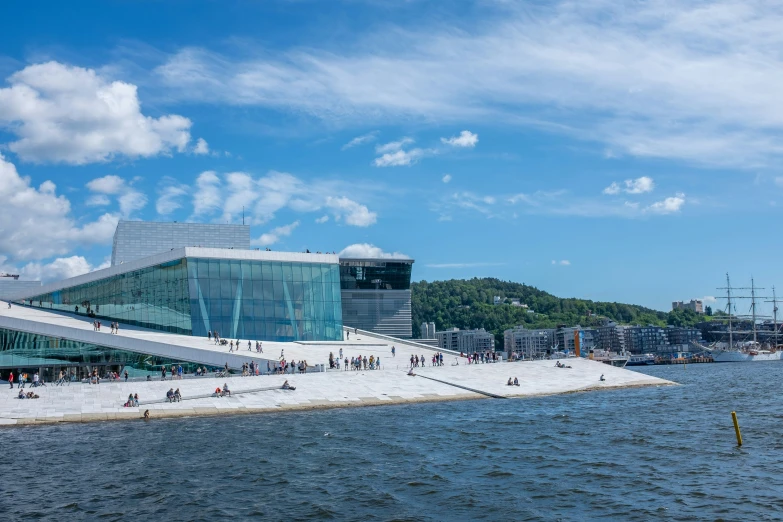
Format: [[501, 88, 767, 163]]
[[124, 370, 129, 382], [8, 371, 13, 388], [208, 330, 212, 341]]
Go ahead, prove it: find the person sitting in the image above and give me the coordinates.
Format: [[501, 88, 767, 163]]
[[281, 379, 296, 390], [174, 388, 182, 402], [600, 374, 605, 382], [166, 388, 175, 402], [513, 377, 520, 386], [146, 375, 152, 381], [214, 386, 223, 397], [133, 393, 140, 407], [507, 377, 513, 386], [407, 368, 415, 376], [18, 389, 25, 399], [222, 383, 231, 397]]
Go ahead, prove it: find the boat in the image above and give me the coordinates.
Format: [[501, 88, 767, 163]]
[[708, 274, 783, 363], [627, 353, 656, 366], [590, 349, 629, 368]]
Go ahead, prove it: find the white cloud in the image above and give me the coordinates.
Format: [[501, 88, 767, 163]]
[[86, 174, 147, 218], [193, 138, 210, 155], [442, 174, 452, 183], [441, 130, 478, 148], [342, 131, 378, 150], [315, 215, 329, 224], [156, 181, 189, 215], [699, 295, 718, 304], [603, 176, 655, 195], [625, 176, 655, 194], [153, 2, 783, 167], [775, 177, 783, 187], [20, 255, 111, 283], [375, 138, 414, 154], [252, 220, 300, 247], [646, 193, 686, 214], [191, 170, 222, 217], [0, 154, 118, 262], [373, 148, 425, 167], [551, 259, 571, 266], [0, 61, 191, 164], [338, 243, 409, 259], [325, 196, 377, 227]]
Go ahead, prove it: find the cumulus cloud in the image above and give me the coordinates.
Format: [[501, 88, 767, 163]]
[[193, 138, 209, 155], [0, 154, 118, 262], [342, 131, 378, 150], [374, 148, 425, 167], [0, 61, 191, 164], [252, 221, 300, 247], [20, 256, 111, 283], [375, 138, 414, 154], [441, 130, 478, 148], [338, 243, 409, 259], [646, 193, 686, 214], [190, 170, 379, 227], [603, 176, 655, 195], [442, 174, 452, 183], [551, 259, 571, 266], [86, 174, 147, 218], [315, 215, 329, 224], [325, 196, 377, 226]]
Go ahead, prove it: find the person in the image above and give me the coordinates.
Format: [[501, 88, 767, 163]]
[[177, 365, 183, 379], [7, 371, 13, 389], [146, 375, 152, 381], [507, 377, 513, 386], [346, 331, 350, 340], [282, 379, 295, 390], [229, 340, 234, 352], [115, 323, 119, 334], [513, 377, 520, 386], [174, 388, 182, 402], [133, 393, 140, 407], [18, 389, 25, 399], [259, 341, 263, 353], [161, 367, 167, 381], [600, 374, 605, 382], [7, 302, 10, 309], [391, 346, 396, 357], [215, 386, 223, 397], [344, 357, 349, 371], [124, 370, 129, 382], [248, 340, 251, 351], [143, 410, 150, 420], [126, 393, 134, 407], [222, 383, 231, 397], [208, 330, 212, 341], [166, 388, 175, 402], [376, 357, 381, 370], [339, 347, 343, 359], [407, 368, 415, 376]]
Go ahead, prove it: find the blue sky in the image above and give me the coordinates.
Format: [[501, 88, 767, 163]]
[[1, 0, 782, 314]]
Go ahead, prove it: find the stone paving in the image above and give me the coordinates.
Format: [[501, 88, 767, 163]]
[[0, 358, 674, 426]]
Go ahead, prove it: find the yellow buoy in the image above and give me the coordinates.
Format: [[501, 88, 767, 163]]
[[731, 411, 743, 446]]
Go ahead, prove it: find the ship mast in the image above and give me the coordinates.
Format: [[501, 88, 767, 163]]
[[765, 286, 779, 349], [751, 277, 758, 345]]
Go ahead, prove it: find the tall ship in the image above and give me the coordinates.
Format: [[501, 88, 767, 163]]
[[707, 274, 783, 363]]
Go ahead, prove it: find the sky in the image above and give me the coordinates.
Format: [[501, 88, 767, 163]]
[[1, 0, 782, 314]]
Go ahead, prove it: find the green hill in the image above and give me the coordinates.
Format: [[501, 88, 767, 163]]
[[411, 278, 705, 347]]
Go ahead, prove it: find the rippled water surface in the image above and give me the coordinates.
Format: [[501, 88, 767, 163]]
[[5, 363, 783, 521]]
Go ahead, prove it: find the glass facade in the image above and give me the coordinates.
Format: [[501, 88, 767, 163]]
[[339, 260, 413, 290], [187, 258, 342, 341], [0, 327, 211, 379], [22, 259, 192, 334], [19, 256, 343, 342]]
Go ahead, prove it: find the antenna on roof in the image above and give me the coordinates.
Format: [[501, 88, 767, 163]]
[[242, 206, 245, 225]]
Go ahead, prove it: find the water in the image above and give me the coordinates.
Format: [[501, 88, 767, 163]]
[[4, 363, 783, 521]]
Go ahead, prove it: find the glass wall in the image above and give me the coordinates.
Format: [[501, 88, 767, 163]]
[[19, 256, 344, 342], [0, 327, 212, 381], [339, 260, 413, 290], [22, 259, 191, 334], [187, 258, 343, 341]]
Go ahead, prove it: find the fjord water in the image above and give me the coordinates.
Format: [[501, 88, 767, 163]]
[[5, 364, 782, 521]]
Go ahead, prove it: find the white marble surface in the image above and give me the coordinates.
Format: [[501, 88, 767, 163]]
[[0, 358, 674, 426]]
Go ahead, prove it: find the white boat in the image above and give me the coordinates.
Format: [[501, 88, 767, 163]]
[[710, 274, 783, 363], [711, 348, 783, 363], [590, 349, 629, 368], [627, 353, 656, 366]]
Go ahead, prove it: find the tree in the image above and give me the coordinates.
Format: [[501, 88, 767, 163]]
[[705, 305, 713, 316]]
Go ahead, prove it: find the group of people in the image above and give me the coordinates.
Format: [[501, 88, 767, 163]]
[[409, 354, 436, 368], [92, 319, 120, 333], [17, 390, 40, 399], [269, 359, 309, 374], [124, 393, 140, 407], [554, 361, 572, 369], [160, 365, 185, 380], [208, 331, 264, 354], [344, 355, 380, 371], [214, 383, 231, 397], [506, 377, 520, 386], [462, 351, 498, 364], [108, 322, 120, 334], [166, 388, 182, 402], [8, 371, 46, 388]]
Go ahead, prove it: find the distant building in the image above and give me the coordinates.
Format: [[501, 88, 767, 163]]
[[504, 327, 555, 358], [111, 220, 250, 266], [672, 299, 704, 314], [493, 296, 502, 305], [595, 323, 627, 352], [555, 326, 597, 354], [436, 327, 494, 354], [665, 326, 703, 347], [623, 326, 669, 354], [420, 321, 436, 339]]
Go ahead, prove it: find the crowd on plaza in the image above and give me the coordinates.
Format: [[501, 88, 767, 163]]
[[461, 351, 500, 364]]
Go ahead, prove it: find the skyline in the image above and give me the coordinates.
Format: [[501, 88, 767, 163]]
[[1, 0, 782, 313]]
